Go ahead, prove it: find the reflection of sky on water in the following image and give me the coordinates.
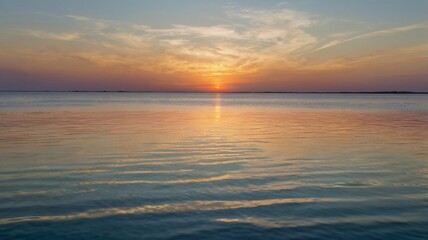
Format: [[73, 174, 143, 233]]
[[0, 93, 427, 239]]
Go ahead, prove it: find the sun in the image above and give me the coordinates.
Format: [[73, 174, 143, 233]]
[[215, 86, 220, 90]]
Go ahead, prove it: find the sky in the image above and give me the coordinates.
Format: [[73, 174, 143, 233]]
[[0, 0, 427, 92]]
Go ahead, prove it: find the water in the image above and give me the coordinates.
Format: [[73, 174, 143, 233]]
[[0, 92, 427, 240]]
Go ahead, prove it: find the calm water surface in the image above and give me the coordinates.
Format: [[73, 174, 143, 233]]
[[0, 93, 427, 239]]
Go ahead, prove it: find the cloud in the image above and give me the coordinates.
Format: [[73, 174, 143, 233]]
[[34, 7, 317, 78], [147, 25, 238, 38], [314, 22, 428, 51], [66, 14, 91, 21], [7, 5, 427, 91], [227, 7, 314, 27], [28, 30, 80, 41]]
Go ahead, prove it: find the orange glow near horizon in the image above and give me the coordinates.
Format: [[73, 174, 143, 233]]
[[0, 2, 427, 92]]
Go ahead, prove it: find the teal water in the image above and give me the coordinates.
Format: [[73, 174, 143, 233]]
[[0, 93, 427, 239]]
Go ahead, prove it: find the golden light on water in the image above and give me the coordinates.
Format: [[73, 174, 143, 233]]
[[214, 94, 222, 121], [215, 105, 221, 121]]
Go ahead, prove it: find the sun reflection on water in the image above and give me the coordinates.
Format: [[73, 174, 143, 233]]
[[214, 94, 222, 121]]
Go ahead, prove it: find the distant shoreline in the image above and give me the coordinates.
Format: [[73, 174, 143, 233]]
[[0, 91, 427, 94]]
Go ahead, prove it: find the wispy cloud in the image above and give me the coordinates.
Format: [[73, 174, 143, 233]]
[[147, 25, 238, 38], [301, 42, 428, 72], [20, 7, 318, 78], [28, 30, 80, 41], [314, 22, 428, 51]]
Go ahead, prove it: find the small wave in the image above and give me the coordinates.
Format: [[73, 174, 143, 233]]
[[116, 169, 194, 174], [0, 168, 107, 180], [79, 174, 231, 185], [0, 197, 330, 224], [215, 213, 428, 229]]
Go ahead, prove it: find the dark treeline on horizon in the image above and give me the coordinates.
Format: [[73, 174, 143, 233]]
[[0, 90, 427, 94]]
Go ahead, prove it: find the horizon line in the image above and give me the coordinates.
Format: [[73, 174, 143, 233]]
[[0, 90, 427, 94]]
